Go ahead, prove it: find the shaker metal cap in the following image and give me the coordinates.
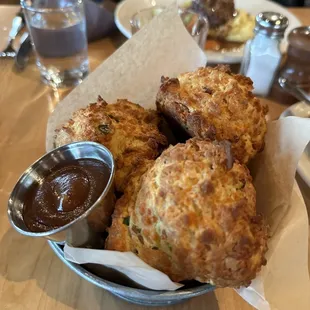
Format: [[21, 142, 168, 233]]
[[254, 12, 289, 38]]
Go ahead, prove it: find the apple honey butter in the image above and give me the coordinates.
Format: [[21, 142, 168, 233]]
[[270, 26, 310, 104], [23, 158, 110, 232]]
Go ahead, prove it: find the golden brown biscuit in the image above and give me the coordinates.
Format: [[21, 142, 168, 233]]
[[55, 97, 168, 192], [156, 66, 268, 164], [87, 190, 116, 233], [105, 160, 181, 279], [129, 138, 268, 287], [105, 160, 153, 252]]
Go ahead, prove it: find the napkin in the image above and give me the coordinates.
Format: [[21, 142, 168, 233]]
[[46, 4, 310, 309], [64, 245, 183, 290]]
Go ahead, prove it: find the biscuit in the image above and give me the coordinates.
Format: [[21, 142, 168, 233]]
[[55, 97, 168, 192], [156, 66, 268, 163], [128, 139, 268, 287]]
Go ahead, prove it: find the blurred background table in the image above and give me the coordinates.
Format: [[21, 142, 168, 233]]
[[0, 4, 309, 310]]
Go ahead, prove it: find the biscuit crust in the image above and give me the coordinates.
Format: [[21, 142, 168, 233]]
[[105, 160, 183, 281], [128, 139, 268, 287], [156, 66, 268, 164], [55, 97, 168, 192]]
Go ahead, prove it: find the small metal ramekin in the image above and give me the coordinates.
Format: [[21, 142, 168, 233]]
[[8, 141, 115, 248]]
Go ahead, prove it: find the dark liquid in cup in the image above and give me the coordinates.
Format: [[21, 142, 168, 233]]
[[27, 10, 89, 86], [30, 22, 87, 58]]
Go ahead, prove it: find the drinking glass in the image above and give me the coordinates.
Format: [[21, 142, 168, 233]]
[[21, 0, 89, 88], [130, 6, 209, 50], [130, 6, 165, 34]]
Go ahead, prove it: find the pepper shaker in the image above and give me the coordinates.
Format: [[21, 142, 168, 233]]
[[240, 12, 289, 97]]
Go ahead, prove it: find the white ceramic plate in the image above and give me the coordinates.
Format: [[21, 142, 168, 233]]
[[115, 0, 301, 63], [281, 102, 310, 187]]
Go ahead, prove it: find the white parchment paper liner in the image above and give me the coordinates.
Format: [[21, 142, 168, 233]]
[[46, 4, 310, 309], [64, 245, 183, 290]]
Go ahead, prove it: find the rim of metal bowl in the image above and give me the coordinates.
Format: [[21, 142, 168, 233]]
[[8, 141, 115, 238], [48, 241, 215, 301]]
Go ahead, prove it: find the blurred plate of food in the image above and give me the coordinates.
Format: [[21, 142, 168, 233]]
[[114, 0, 301, 63], [281, 101, 310, 187]]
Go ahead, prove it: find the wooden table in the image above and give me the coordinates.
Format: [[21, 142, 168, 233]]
[[0, 7, 309, 310]]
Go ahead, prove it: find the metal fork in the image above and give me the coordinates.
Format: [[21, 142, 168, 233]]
[[0, 9, 25, 58]]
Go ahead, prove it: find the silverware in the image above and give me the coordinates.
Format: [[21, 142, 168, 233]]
[[8, 141, 115, 248], [278, 77, 310, 105], [0, 9, 25, 58], [15, 32, 32, 71]]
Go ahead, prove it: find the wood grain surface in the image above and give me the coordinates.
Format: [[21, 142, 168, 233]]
[[0, 7, 309, 310]]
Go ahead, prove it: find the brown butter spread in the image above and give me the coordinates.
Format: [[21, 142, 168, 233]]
[[270, 26, 310, 104], [23, 158, 110, 232]]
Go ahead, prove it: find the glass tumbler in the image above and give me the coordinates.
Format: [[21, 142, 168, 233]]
[[130, 6, 165, 34], [21, 0, 89, 88], [130, 6, 209, 50]]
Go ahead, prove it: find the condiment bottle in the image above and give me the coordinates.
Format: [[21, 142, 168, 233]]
[[270, 26, 310, 105], [240, 12, 289, 97]]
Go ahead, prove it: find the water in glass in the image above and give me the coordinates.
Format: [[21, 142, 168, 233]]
[[23, 0, 89, 88]]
